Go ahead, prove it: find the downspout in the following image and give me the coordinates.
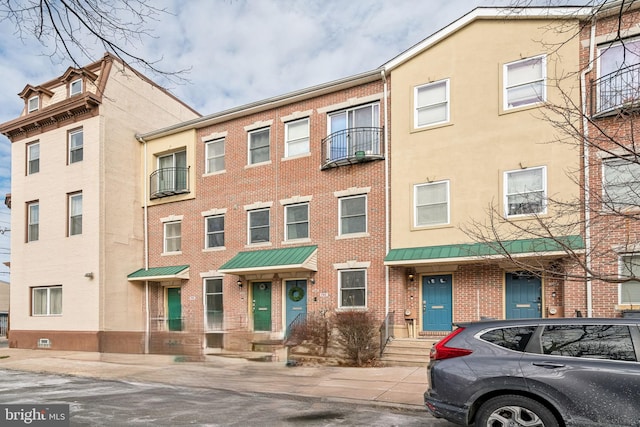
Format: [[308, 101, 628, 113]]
[[580, 15, 596, 317], [382, 69, 390, 318], [136, 134, 150, 353]]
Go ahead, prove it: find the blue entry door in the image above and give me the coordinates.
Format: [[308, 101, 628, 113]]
[[285, 280, 308, 333], [422, 275, 453, 331], [505, 272, 542, 319]]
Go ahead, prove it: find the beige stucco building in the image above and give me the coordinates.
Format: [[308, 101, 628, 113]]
[[383, 8, 588, 335], [0, 54, 199, 351]]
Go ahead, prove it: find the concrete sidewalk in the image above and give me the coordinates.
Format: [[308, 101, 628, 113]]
[[0, 344, 428, 411]]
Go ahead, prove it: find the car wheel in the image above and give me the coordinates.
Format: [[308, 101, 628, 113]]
[[474, 395, 559, 427]]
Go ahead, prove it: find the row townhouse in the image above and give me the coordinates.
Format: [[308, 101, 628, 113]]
[[3, 4, 640, 356]]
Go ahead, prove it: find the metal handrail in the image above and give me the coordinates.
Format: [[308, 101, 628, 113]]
[[321, 127, 384, 169], [150, 166, 190, 199], [591, 63, 640, 115], [379, 311, 395, 357], [284, 312, 307, 345]]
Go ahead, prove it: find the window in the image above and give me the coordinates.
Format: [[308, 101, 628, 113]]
[[285, 118, 310, 157], [164, 221, 181, 253], [598, 38, 640, 112], [70, 79, 82, 96], [415, 79, 449, 128], [603, 157, 640, 210], [620, 255, 640, 304], [27, 201, 39, 242], [249, 128, 270, 164], [339, 195, 366, 235], [205, 278, 223, 330], [248, 209, 270, 244], [205, 215, 224, 248], [32, 286, 62, 316], [68, 193, 82, 236], [339, 270, 366, 308], [540, 324, 636, 361], [414, 181, 449, 227], [327, 103, 380, 161], [285, 203, 309, 240], [69, 129, 83, 164], [156, 150, 187, 193], [480, 327, 536, 352], [504, 167, 546, 217], [504, 55, 546, 109], [27, 142, 39, 175], [205, 138, 225, 173], [28, 96, 39, 113]]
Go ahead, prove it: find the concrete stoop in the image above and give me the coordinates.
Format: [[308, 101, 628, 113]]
[[380, 337, 439, 367]]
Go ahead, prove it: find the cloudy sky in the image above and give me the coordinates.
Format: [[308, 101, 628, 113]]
[[0, 0, 570, 280]]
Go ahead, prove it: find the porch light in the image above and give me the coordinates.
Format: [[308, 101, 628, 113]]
[[237, 279, 243, 288]]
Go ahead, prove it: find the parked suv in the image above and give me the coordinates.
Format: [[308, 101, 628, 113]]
[[424, 318, 640, 427]]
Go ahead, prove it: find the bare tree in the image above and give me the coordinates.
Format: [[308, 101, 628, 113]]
[[0, 0, 188, 80]]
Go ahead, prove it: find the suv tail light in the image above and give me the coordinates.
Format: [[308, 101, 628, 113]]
[[430, 327, 473, 361]]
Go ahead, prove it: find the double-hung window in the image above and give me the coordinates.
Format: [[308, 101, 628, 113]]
[[28, 96, 39, 113], [504, 166, 546, 217], [249, 128, 270, 165], [339, 270, 366, 308], [248, 208, 270, 244], [205, 215, 224, 248], [205, 138, 225, 173], [285, 203, 309, 240], [68, 193, 82, 236], [70, 79, 82, 96], [27, 201, 39, 242], [415, 79, 449, 128], [164, 221, 182, 253], [598, 38, 640, 112], [32, 285, 62, 316], [339, 195, 366, 235], [621, 255, 640, 305], [27, 142, 39, 175], [603, 157, 640, 211], [205, 278, 223, 330], [69, 129, 83, 164], [414, 181, 449, 227], [285, 118, 310, 157], [504, 55, 546, 109]]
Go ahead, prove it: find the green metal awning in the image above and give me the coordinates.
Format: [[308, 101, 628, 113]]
[[384, 235, 584, 266], [219, 245, 318, 275], [127, 265, 190, 282]]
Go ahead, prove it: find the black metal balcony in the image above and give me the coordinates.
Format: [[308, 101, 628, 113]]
[[591, 63, 640, 117], [150, 167, 190, 199], [320, 127, 384, 170]]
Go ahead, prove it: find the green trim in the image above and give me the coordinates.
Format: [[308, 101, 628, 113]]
[[219, 245, 318, 272], [127, 265, 189, 279], [384, 235, 584, 264]]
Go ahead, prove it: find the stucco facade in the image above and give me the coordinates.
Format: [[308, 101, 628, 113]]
[[0, 54, 199, 351]]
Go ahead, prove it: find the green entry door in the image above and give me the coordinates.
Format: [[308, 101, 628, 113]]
[[253, 282, 272, 331], [167, 287, 182, 331]]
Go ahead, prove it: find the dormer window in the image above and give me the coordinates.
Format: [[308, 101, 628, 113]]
[[28, 96, 39, 113], [70, 79, 82, 96]]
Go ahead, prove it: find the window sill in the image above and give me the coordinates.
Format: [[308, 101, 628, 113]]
[[335, 232, 369, 240], [203, 246, 226, 252], [411, 223, 451, 231], [411, 121, 453, 133], [335, 307, 368, 312], [281, 152, 311, 162], [203, 169, 226, 177], [245, 160, 272, 169], [161, 251, 182, 256], [499, 101, 545, 116], [504, 212, 547, 221], [245, 242, 272, 249], [282, 238, 312, 245]]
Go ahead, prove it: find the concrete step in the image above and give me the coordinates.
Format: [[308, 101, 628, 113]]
[[380, 338, 439, 367]]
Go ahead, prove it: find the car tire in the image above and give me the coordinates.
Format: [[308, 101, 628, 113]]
[[474, 395, 559, 427]]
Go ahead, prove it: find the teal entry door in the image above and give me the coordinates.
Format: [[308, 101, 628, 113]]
[[167, 287, 182, 331], [253, 282, 272, 331], [506, 272, 542, 319], [422, 275, 453, 331], [285, 280, 308, 333]]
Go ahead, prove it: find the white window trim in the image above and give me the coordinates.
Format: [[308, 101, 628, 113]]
[[205, 138, 225, 175], [503, 166, 547, 218], [338, 269, 367, 309], [414, 180, 450, 228], [27, 201, 39, 243], [247, 208, 270, 245], [284, 202, 310, 242], [32, 285, 62, 316], [601, 156, 640, 212], [414, 79, 450, 128], [204, 214, 225, 250], [338, 194, 368, 236], [68, 128, 83, 164], [28, 95, 39, 113], [27, 141, 39, 175], [247, 127, 271, 166], [163, 220, 182, 254], [203, 277, 224, 332], [284, 118, 310, 158], [619, 253, 640, 305], [68, 192, 82, 236], [70, 78, 83, 96], [503, 54, 547, 111]]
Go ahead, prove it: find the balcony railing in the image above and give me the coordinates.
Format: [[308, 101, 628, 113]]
[[150, 167, 190, 199], [321, 127, 384, 169], [591, 63, 640, 116]]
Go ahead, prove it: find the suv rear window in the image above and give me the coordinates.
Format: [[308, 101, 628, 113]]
[[541, 325, 636, 361], [480, 326, 536, 351]]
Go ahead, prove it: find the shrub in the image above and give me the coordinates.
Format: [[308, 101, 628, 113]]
[[334, 311, 379, 366]]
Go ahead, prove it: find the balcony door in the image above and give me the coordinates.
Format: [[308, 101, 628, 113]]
[[158, 151, 186, 193], [327, 103, 379, 161]]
